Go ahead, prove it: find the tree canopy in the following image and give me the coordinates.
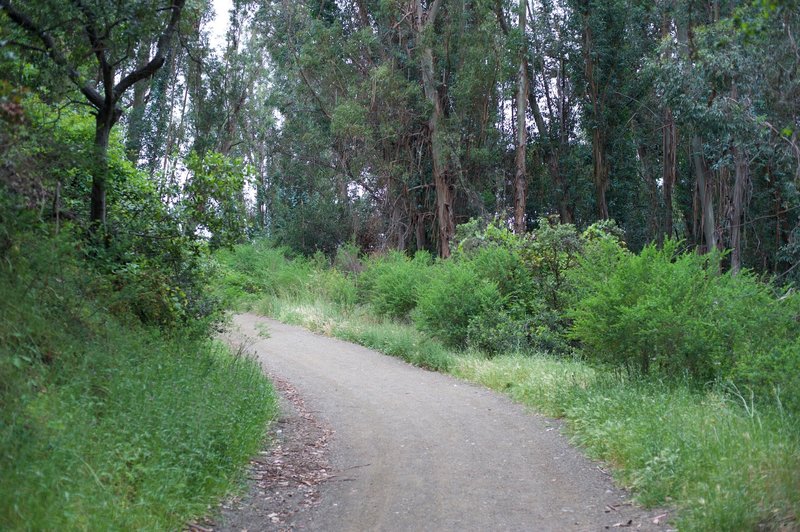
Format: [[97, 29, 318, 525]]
[[2, 0, 798, 276]]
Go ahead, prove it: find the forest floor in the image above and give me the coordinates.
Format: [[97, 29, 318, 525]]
[[213, 313, 673, 531]]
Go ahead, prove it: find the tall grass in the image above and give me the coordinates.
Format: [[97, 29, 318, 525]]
[[216, 240, 800, 530], [0, 230, 277, 530]]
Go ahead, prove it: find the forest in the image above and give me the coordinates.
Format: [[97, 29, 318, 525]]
[[0, 0, 799, 530]]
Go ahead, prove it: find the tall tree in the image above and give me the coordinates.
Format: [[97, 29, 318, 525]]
[[415, 0, 455, 256], [513, 0, 530, 234], [0, 0, 188, 231]]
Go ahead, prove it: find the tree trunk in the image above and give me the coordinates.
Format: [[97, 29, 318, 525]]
[[513, 0, 529, 234], [550, 151, 573, 224], [637, 142, 661, 242], [90, 108, 117, 230], [691, 135, 717, 252], [662, 106, 676, 239], [729, 143, 749, 273], [583, 19, 608, 220], [417, 0, 452, 258], [593, 129, 609, 219], [678, 15, 716, 252], [660, 10, 676, 240], [431, 121, 455, 258]]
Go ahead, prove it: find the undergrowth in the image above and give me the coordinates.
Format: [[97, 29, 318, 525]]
[[0, 224, 277, 530], [216, 239, 800, 531]]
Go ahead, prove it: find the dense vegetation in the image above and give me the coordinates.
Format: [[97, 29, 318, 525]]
[[0, 38, 276, 532], [216, 234, 799, 530], [1, 0, 799, 529]]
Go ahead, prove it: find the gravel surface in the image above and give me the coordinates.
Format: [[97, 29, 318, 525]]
[[215, 313, 672, 532]]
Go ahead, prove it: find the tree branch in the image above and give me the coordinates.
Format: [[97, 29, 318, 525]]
[[0, 0, 104, 109], [113, 0, 186, 99], [73, 0, 114, 104]]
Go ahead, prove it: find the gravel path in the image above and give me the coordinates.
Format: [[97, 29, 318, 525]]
[[217, 313, 671, 531]]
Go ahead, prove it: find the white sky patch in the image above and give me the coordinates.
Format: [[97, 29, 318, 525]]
[[209, 0, 233, 51]]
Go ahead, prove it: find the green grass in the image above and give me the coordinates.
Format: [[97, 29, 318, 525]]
[[1, 233, 278, 530]]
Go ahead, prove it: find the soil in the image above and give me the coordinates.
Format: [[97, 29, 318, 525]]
[[209, 313, 674, 532]]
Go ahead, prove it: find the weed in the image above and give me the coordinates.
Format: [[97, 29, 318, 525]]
[[255, 322, 272, 338]]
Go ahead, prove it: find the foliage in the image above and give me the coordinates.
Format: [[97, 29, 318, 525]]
[[726, 325, 800, 415], [413, 260, 503, 348], [455, 221, 537, 309], [212, 239, 313, 308], [569, 239, 800, 386], [0, 204, 276, 530], [332, 242, 364, 275], [452, 218, 579, 354], [309, 268, 358, 310], [0, 101, 226, 331], [360, 251, 433, 319], [183, 151, 252, 249], [522, 218, 584, 312]]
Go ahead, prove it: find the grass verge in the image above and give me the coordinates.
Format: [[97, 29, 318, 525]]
[[1, 235, 278, 530]]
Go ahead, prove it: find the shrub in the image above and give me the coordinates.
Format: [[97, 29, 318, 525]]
[[466, 306, 530, 354], [333, 242, 364, 275], [729, 328, 800, 415], [309, 268, 358, 309], [569, 239, 800, 386], [413, 260, 502, 347], [520, 217, 583, 312], [361, 251, 432, 318], [460, 240, 537, 311], [213, 240, 313, 306], [453, 218, 580, 354]]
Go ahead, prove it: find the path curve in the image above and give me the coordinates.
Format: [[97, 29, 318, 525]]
[[223, 313, 668, 531]]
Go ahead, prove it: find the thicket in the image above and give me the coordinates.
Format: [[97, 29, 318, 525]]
[[218, 218, 800, 415], [570, 239, 800, 397], [0, 99, 277, 529]]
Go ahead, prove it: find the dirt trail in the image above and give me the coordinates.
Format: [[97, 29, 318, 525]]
[[218, 313, 670, 531]]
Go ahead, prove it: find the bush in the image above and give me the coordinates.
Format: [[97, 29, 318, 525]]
[[730, 334, 800, 415], [213, 240, 313, 306], [454, 218, 577, 354], [332, 242, 364, 275], [569, 239, 800, 386], [520, 217, 583, 312], [466, 306, 530, 354], [310, 268, 358, 309], [413, 261, 502, 347], [360, 251, 432, 318], [460, 241, 537, 311]]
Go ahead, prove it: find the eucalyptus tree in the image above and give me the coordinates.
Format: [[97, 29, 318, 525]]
[[567, 0, 658, 221], [527, 0, 581, 224], [494, 0, 531, 234], [0, 0, 188, 231]]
